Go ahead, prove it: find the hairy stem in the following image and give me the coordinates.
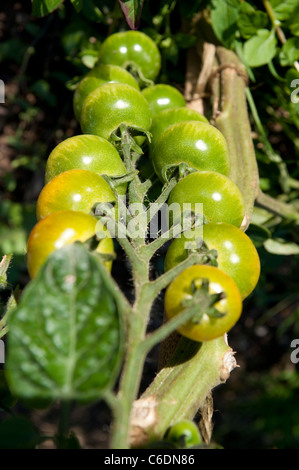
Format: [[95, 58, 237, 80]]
[[130, 335, 236, 448], [210, 47, 259, 229]]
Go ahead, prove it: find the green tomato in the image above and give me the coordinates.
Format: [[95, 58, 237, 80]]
[[149, 107, 208, 145], [36, 169, 116, 221], [80, 83, 152, 141], [27, 211, 114, 279], [98, 31, 161, 82], [73, 64, 140, 121], [165, 420, 202, 448], [44, 134, 127, 195], [168, 171, 245, 227], [151, 121, 230, 182], [141, 84, 186, 117], [164, 222, 260, 299], [164, 265, 242, 342]]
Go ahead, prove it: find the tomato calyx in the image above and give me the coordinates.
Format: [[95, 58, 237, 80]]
[[161, 162, 197, 183], [187, 245, 219, 267], [111, 123, 152, 165], [123, 61, 155, 88], [182, 238, 219, 267], [102, 170, 138, 194], [180, 277, 227, 325]]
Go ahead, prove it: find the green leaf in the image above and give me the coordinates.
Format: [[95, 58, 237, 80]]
[[279, 38, 299, 66], [118, 0, 145, 30], [32, 0, 65, 17], [237, 2, 269, 39], [269, 0, 298, 21], [210, 0, 240, 48], [70, 0, 82, 13], [6, 243, 123, 403], [286, 9, 299, 37], [243, 29, 277, 68], [264, 238, 299, 255]]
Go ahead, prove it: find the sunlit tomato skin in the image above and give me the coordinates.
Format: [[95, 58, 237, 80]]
[[80, 83, 152, 141], [98, 31, 161, 82], [36, 169, 116, 221], [45, 134, 127, 195], [164, 265, 242, 342], [165, 420, 202, 448], [27, 211, 114, 278], [150, 107, 208, 145], [141, 84, 186, 117], [73, 64, 140, 121], [168, 171, 245, 227], [164, 223, 260, 299], [151, 121, 230, 182]]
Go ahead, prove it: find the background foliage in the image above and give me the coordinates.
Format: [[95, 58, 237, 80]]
[[0, 0, 299, 449]]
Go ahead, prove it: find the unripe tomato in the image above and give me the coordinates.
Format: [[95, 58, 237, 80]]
[[165, 420, 202, 448], [27, 211, 114, 278], [150, 107, 208, 145], [36, 169, 116, 221], [141, 84, 186, 117], [98, 31, 161, 82], [73, 64, 140, 121], [151, 121, 230, 182], [168, 171, 245, 227], [164, 265, 242, 342], [164, 223, 260, 299], [45, 134, 127, 195], [80, 83, 152, 141]]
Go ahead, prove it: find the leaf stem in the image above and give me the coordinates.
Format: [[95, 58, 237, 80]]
[[245, 86, 290, 193], [256, 189, 299, 221]]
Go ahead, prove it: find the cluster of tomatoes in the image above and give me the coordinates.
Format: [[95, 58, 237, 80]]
[[153, 107, 261, 341], [146, 91, 262, 341], [25, 30, 260, 343]]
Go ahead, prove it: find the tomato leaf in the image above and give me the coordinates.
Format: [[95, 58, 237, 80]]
[[243, 29, 277, 68], [32, 0, 65, 17], [210, 0, 240, 48], [6, 243, 123, 403], [286, 10, 299, 37], [264, 238, 299, 255], [118, 0, 145, 30], [237, 2, 269, 39], [269, 0, 298, 21], [279, 38, 299, 67]]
